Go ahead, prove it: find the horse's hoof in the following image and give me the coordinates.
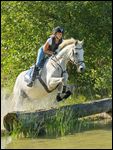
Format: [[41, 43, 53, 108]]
[[56, 95, 63, 102], [63, 90, 72, 99]]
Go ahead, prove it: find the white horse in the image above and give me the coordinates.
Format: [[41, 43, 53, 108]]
[[12, 38, 85, 111]]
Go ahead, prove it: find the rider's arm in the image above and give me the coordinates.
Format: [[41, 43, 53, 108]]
[[43, 42, 53, 55], [43, 38, 54, 55]]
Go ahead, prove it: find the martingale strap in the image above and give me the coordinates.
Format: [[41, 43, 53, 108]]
[[37, 76, 59, 93]]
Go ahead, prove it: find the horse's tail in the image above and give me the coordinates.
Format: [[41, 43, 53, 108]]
[[12, 72, 25, 101], [12, 71, 27, 110]]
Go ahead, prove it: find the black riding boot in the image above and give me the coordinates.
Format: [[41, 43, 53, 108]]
[[27, 65, 40, 87]]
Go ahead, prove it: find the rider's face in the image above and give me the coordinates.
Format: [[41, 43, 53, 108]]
[[56, 32, 63, 40]]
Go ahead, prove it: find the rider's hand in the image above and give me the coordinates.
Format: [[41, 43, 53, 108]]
[[53, 51, 57, 55]]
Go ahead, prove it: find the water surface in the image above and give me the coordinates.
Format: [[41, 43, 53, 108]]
[[2, 124, 112, 149]]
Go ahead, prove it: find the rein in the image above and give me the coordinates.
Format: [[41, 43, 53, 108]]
[[51, 56, 67, 77], [49, 44, 84, 76]]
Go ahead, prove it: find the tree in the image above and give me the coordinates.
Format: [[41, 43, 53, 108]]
[[1, 1, 112, 98]]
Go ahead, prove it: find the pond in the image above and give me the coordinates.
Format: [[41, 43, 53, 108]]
[[2, 120, 112, 149]]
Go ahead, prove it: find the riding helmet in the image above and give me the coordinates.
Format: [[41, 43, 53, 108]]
[[53, 26, 64, 34]]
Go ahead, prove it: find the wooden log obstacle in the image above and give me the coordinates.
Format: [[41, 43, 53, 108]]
[[3, 98, 112, 133]]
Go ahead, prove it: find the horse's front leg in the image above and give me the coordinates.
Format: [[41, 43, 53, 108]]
[[56, 72, 72, 102], [56, 85, 72, 102], [48, 77, 64, 90]]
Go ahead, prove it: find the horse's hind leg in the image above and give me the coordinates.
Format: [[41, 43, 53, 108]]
[[12, 89, 24, 111]]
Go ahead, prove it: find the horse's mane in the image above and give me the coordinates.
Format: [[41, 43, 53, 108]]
[[59, 38, 77, 50]]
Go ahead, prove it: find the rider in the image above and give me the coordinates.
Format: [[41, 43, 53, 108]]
[[27, 26, 64, 87]]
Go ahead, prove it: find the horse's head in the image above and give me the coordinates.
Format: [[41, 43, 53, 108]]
[[56, 38, 85, 73], [69, 40, 85, 73]]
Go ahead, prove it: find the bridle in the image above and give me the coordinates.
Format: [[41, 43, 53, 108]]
[[50, 46, 84, 75], [69, 47, 84, 67]]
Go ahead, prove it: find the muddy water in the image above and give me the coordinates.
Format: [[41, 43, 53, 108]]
[[2, 121, 112, 149]]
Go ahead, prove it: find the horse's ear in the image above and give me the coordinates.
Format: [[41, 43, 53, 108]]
[[79, 39, 84, 45], [81, 39, 84, 45], [82, 39, 84, 45], [75, 40, 78, 45]]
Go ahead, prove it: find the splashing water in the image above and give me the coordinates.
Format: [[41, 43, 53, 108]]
[[1, 88, 58, 130], [1, 88, 14, 130]]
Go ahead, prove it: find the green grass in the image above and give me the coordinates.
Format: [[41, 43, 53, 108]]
[[9, 106, 111, 139]]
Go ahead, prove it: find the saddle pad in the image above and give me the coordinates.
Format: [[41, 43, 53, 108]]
[[24, 66, 41, 83], [24, 68, 33, 83]]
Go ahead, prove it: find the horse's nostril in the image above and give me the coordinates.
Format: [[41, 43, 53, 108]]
[[79, 67, 85, 73], [81, 67, 85, 72]]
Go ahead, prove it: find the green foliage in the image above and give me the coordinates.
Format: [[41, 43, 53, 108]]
[[1, 1, 112, 98]]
